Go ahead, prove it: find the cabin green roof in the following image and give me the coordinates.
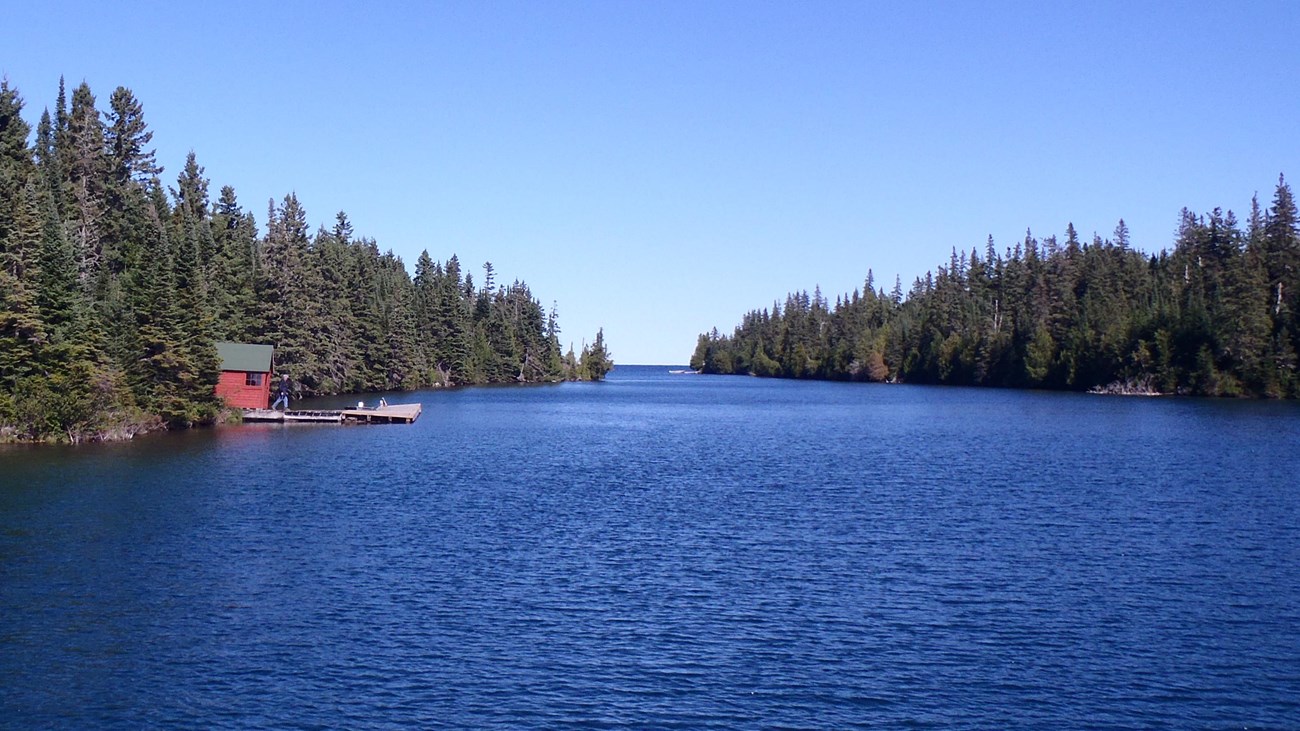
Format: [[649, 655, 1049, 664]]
[[215, 342, 274, 373]]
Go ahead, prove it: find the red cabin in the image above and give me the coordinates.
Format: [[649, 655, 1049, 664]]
[[214, 342, 274, 409]]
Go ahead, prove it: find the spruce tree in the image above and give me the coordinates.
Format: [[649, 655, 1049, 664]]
[[65, 82, 107, 284], [0, 80, 32, 248], [209, 186, 259, 341], [0, 178, 47, 404], [579, 328, 613, 380], [378, 253, 421, 388], [104, 86, 161, 186], [257, 193, 324, 392], [170, 151, 208, 222], [311, 222, 361, 392]]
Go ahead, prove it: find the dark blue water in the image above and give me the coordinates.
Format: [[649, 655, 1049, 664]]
[[3, 366, 1299, 729]]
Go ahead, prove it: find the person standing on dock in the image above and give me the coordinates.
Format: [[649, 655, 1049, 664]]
[[271, 373, 292, 410]]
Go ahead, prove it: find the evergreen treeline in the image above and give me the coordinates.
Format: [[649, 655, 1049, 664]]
[[692, 179, 1300, 398], [0, 78, 611, 442]]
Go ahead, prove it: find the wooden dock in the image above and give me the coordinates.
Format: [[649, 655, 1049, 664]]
[[242, 403, 421, 425], [341, 403, 422, 424], [243, 408, 342, 423]]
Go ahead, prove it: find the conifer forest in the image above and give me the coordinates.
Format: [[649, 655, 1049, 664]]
[[694, 179, 1300, 399], [0, 79, 612, 442]]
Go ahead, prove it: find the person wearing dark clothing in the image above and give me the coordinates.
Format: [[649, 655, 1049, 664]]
[[271, 374, 291, 410]]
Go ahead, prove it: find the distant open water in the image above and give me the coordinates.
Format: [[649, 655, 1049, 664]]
[[2, 366, 1299, 728]]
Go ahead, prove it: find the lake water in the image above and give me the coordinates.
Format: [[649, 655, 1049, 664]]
[[2, 366, 1299, 728]]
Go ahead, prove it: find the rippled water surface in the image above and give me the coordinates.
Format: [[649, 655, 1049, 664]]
[[3, 366, 1299, 728]]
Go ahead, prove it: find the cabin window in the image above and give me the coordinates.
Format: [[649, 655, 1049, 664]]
[[245, 372, 264, 387]]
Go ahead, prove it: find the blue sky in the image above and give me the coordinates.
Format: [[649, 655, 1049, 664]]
[[5, 1, 1299, 364]]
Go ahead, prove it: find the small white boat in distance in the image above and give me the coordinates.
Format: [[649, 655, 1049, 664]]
[[668, 369, 699, 375]]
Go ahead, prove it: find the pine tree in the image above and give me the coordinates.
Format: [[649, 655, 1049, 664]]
[[171, 203, 222, 422], [0, 84, 38, 417], [256, 193, 322, 391], [170, 151, 208, 222], [377, 252, 421, 389], [0, 178, 48, 405], [105, 86, 161, 186], [130, 183, 191, 423], [311, 221, 361, 392], [412, 250, 441, 384], [65, 81, 107, 284], [1264, 175, 1298, 310], [345, 237, 386, 390], [209, 185, 259, 341], [579, 328, 613, 380], [543, 301, 565, 379], [433, 254, 473, 383], [0, 80, 32, 248]]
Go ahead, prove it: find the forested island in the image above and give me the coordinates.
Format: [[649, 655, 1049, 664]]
[[0, 79, 611, 443], [692, 178, 1299, 398]]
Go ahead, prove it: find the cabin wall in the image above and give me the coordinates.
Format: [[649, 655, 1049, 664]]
[[215, 371, 271, 409]]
